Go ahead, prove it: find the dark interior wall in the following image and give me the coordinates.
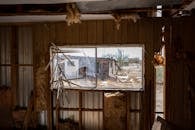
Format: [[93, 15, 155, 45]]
[[0, 19, 164, 130], [166, 17, 195, 130], [31, 19, 162, 130]]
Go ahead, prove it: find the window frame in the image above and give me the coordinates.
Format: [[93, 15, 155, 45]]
[[50, 44, 145, 91]]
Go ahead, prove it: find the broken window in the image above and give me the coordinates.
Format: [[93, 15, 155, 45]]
[[50, 45, 144, 91]]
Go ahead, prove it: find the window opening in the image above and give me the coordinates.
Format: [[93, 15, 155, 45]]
[[154, 45, 165, 118], [49, 44, 144, 91]]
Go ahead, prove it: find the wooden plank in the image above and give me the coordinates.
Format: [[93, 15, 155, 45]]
[[103, 20, 115, 44], [65, 23, 80, 45], [48, 24, 56, 44], [127, 20, 139, 43], [96, 21, 103, 44], [113, 21, 122, 44], [79, 21, 88, 44], [55, 23, 67, 44], [120, 20, 128, 43], [87, 21, 97, 44]]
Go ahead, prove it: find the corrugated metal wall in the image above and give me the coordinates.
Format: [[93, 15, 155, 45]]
[[82, 91, 103, 130], [18, 27, 33, 107], [82, 91, 103, 109], [82, 111, 103, 130], [59, 91, 79, 108], [0, 66, 11, 86], [0, 27, 11, 87], [18, 66, 33, 107], [0, 19, 167, 130], [0, 27, 11, 64], [53, 91, 103, 130]]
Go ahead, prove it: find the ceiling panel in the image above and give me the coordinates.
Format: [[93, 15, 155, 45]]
[[77, 0, 182, 13]]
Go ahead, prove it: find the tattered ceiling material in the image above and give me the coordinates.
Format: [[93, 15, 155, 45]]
[[66, 3, 81, 26]]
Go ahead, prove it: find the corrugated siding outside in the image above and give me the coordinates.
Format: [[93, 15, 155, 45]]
[[82, 111, 103, 130]]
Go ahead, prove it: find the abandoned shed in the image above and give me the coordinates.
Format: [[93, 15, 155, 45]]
[[0, 0, 195, 130]]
